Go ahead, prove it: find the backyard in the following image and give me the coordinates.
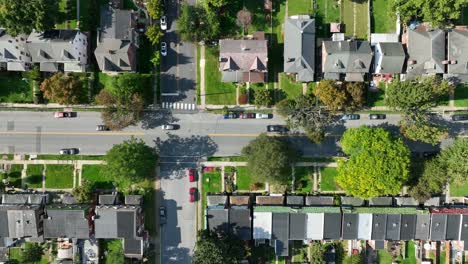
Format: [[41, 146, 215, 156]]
[[82, 164, 114, 189], [8, 243, 49, 264], [371, 0, 395, 33], [454, 84, 468, 107], [315, 0, 341, 37], [288, 0, 313, 16], [367, 86, 386, 107], [342, 0, 369, 39], [204, 47, 237, 105], [25, 165, 44, 188], [236, 167, 252, 191], [0, 73, 33, 103], [202, 170, 222, 209], [320, 167, 339, 191], [294, 167, 313, 193], [56, 0, 77, 29], [45, 165, 74, 189], [450, 182, 468, 197]]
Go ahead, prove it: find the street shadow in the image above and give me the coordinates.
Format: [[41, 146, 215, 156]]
[[430, 115, 466, 137], [140, 110, 179, 129], [161, 199, 192, 264], [159, 75, 197, 102]]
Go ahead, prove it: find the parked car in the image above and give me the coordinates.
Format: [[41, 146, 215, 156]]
[[161, 42, 167, 56], [256, 113, 271, 119], [96, 125, 109, 131], [223, 112, 238, 119], [162, 124, 177, 130], [59, 148, 79, 155], [239, 113, 255, 119], [267, 125, 289, 133], [189, 187, 197, 202], [160, 15, 167, 30], [452, 114, 468, 121], [159, 206, 167, 225], [369, 114, 386, 120], [187, 169, 196, 182], [341, 114, 360, 120], [54, 111, 76, 118]]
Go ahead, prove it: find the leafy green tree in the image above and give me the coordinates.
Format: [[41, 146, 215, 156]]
[[204, 0, 229, 8], [236, 7, 252, 34], [344, 82, 365, 111], [337, 126, 411, 199], [344, 254, 363, 264], [147, 0, 163, 19], [72, 180, 94, 203], [253, 89, 274, 107], [20, 243, 44, 263], [145, 25, 164, 45], [314, 80, 347, 111], [177, 4, 220, 41], [439, 138, 468, 186], [104, 137, 158, 191], [0, 0, 57, 36], [151, 51, 161, 66], [193, 230, 245, 264], [409, 159, 446, 202], [40, 72, 86, 105], [241, 134, 298, 184], [310, 242, 325, 264], [399, 116, 448, 145]]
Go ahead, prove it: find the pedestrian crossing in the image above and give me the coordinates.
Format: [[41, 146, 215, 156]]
[[161, 102, 197, 110]]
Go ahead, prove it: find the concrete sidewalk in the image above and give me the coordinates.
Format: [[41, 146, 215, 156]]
[[200, 161, 337, 167]]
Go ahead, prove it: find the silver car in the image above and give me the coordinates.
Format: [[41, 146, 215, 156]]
[[160, 15, 167, 30], [162, 124, 176, 130], [161, 42, 167, 56]]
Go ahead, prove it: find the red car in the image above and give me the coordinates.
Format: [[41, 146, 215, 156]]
[[54, 111, 76, 118], [189, 187, 197, 202], [188, 169, 196, 182], [239, 113, 255, 119]]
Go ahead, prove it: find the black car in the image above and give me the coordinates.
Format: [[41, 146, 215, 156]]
[[369, 114, 386, 120], [159, 206, 167, 225], [59, 148, 79, 155], [223, 112, 238, 119], [267, 125, 289, 133], [452, 114, 468, 121], [96, 125, 109, 131]]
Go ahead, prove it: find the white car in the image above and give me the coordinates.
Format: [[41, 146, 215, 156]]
[[160, 16, 167, 30], [162, 124, 175, 130], [161, 42, 167, 56], [255, 113, 271, 119]]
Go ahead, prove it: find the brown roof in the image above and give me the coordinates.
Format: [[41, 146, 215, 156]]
[[219, 39, 268, 73], [230, 196, 250, 206], [255, 196, 284, 205], [242, 72, 265, 83]]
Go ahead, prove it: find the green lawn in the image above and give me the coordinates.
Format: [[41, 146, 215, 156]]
[[294, 167, 313, 193], [25, 165, 44, 188], [320, 167, 339, 191], [279, 73, 303, 99], [143, 189, 156, 236], [378, 250, 394, 263], [455, 84, 468, 107], [9, 243, 49, 264], [244, 0, 269, 33], [56, 0, 77, 29], [202, 171, 222, 210], [450, 182, 468, 197], [0, 73, 33, 103], [36, 155, 103, 160], [101, 240, 124, 264], [342, 0, 369, 39], [367, 87, 386, 107], [236, 167, 252, 191], [204, 47, 237, 105], [372, 0, 395, 33], [250, 244, 276, 263], [45, 165, 74, 189], [1, 164, 24, 188], [82, 165, 114, 189], [315, 0, 341, 37], [291, 241, 308, 262], [288, 0, 313, 16], [267, 0, 287, 86], [401, 241, 417, 264]]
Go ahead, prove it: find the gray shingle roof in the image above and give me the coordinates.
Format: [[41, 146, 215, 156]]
[[341, 197, 364, 207], [272, 213, 289, 256], [406, 29, 446, 79], [395, 197, 418, 207], [289, 213, 306, 240], [446, 214, 461, 240], [371, 214, 387, 240], [0, 29, 30, 71], [0, 204, 43, 238], [123, 238, 143, 257], [207, 208, 229, 235], [100, 5, 135, 41], [385, 214, 401, 240], [207, 195, 228, 207], [369, 197, 393, 206], [342, 213, 358, 240], [324, 213, 341, 239], [415, 214, 430, 240], [256, 196, 284, 205], [43, 205, 90, 238], [284, 17, 315, 82], [374, 42, 405, 73], [448, 29, 468, 75], [99, 194, 119, 205], [286, 195, 304, 206], [305, 196, 334, 206], [322, 40, 372, 74], [94, 206, 141, 239], [400, 214, 416, 240], [125, 195, 142, 205], [229, 208, 251, 240], [1, 194, 48, 205], [430, 214, 447, 241]]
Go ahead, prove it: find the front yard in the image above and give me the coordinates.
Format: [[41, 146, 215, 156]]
[[371, 0, 395, 33], [25, 165, 44, 188], [454, 84, 468, 107], [1, 164, 23, 188], [202, 170, 223, 210], [367, 87, 386, 107], [279, 73, 303, 99], [45, 165, 74, 189], [0, 73, 34, 103], [342, 0, 369, 39], [204, 47, 237, 105], [320, 167, 339, 191], [294, 167, 313, 193], [82, 164, 114, 189]]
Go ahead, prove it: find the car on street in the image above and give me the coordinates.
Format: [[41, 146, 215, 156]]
[[96, 125, 109, 131], [159, 206, 167, 225], [187, 169, 196, 182], [160, 15, 167, 30], [189, 187, 197, 202], [267, 125, 289, 133], [239, 113, 255, 119], [161, 42, 167, 56], [59, 148, 79, 155], [452, 114, 468, 121], [54, 111, 76, 118], [256, 113, 271, 119], [369, 114, 386, 120], [162, 124, 177, 130], [341, 114, 360, 120], [223, 112, 238, 119]]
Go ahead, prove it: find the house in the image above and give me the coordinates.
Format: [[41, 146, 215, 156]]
[[289, 213, 307, 240], [369, 197, 393, 206], [207, 195, 228, 207], [98, 194, 120, 205], [305, 196, 334, 206], [342, 213, 358, 240], [1, 193, 49, 205], [0, 204, 43, 238], [400, 214, 417, 240], [405, 29, 445, 80], [395, 197, 418, 207], [283, 16, 315, 82], [357, 213, 372, 240], [430, 214, 447, 241], [230, 207, 251, 240], [0, 30, 31, 71], [43, 204, 92, 239], [324, 213, 342, 240], [27, 30, 88, 72], [286, 195, 304, 206], [94, 3, 137, 74], [371, 214, 387, 240], [321, 40, 372, 81], [206, 207, 229, 235], [385, 214, 401, 240], [341, 197, 365, 207], [373, 42, 406, 74], [272, 213, 289, 256], [253, 211, 272, 241], [415, 214, 431, 240], [306, 213, 324, 240], [446, 29, 468, 83], [219, 38, 268, 83]]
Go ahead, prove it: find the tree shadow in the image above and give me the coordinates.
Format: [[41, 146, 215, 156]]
[[140, 110, 179, 130], [159, 75, 197, 102]]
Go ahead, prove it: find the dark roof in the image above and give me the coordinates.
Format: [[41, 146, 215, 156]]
[[1, 194, 48, 205], [117, 211, 135, 238], [0, 204, 43, 238], [286, 196, 304, 206], [374, 240, 385, 250], [341, 197, 364, 207], [371, 214, 387, 240], [415, 214, 430, 240], [43, 205, 90, 238], [125, 195, 142, 205], [123, 238, 143, 256], [322, 40, 372, 74], [207, 208, 229, 235], [400, 214, 417, 240], [385, 214, 401, 241], [272, 213, 289, 256], [99, 194, 119, 205], [0, 211, 8, 237], [207, 195, 228, 207], [430, 214, 447, 241], [461, 215, 468, 247], [448, 29, 468, 75], [342, 213, 358, 240], [94, 206, 141, 239], [446, 214, 461, 240], [324, 213, 341, 239], [305, 196, 334, 206], [369, 197, 393, 206], [229, 208, 251, 240], [289, 213, 306, 240]]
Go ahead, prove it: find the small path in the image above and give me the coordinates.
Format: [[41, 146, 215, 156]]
[[21, 164, 27, 189], [353, 2, 357, 37], [236, 85, 240, 106], [449, 89, 455, 107], [199, 45, 206, 109], [0, 160, 105, 165], [291, 166, 296, 193], [42, 165, 46, 192], [221, 166, 226, 191], [302, 83, 308, 95], [72, 164, 77, 188], [201, 161, 338, 167], [313, 166, 318, 191]]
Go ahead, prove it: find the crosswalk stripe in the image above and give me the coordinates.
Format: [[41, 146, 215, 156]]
[[161, 102, 197, 110]]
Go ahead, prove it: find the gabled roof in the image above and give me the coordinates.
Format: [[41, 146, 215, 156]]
[[253, 212, 272, 239], [371, 214, 387, 240], [125, 195, 142, 205], [207, 195, 228, 207], [94, 39, 136, 72], [100, 5, 135, 41], [229, 208, 251, 240], [430, 214, 447, 241], [415, 214, 430, 240], [207, 208, 229, 235], [284, 17, 315, 82], [400, 214, 416, 240], [289, 213, 306, 240], [256, 196, 284, 205], [357, 213, 372, 240], [341, 197, 365, 207], [446, 214, 461, 240], [94, 205, 142, 239], [374, 42, 406, 74], [43, 205, 90, 238], [99, 194, 119, 205], [1, 194, 48, 205], [272, 213, 289, 256], [385, 214, 401, 240], [369, 197, 393, 206], [306, 213, 324, 240], [324, 213, 341, 239], [406, 29, 446, 78], [322, 40, 372, 74], [286, 196, 304, 206], [448, 29, 468, 75], [0, 204, 43, 238], [305, 196, 334, 206], [342, 213, 358, 240], [230, 195, 250, 206]]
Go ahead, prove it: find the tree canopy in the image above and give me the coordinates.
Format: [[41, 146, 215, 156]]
[[177, 3, 220, 41], [147, 0, 163, 19], [40, 72, 86, 105], [314, 81, 365, 111], [72, 180, 94, 203], [409, 159, 446, 202], [20, 243, 44, 263], [104, 137, 158, 192], [253, 89, 274, 107], [193, 231, 245, 264], [241, 134, 298, 184], [439, 138, 468, 186], [337, 126, 411, 199], [0, 0, 57, 36]]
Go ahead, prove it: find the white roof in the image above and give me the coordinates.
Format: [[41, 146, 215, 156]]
[[253, 212, 272, 239], [370, 33, 399, 46], [306, 213, 324, 240], [358, 213, 373, 240]]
